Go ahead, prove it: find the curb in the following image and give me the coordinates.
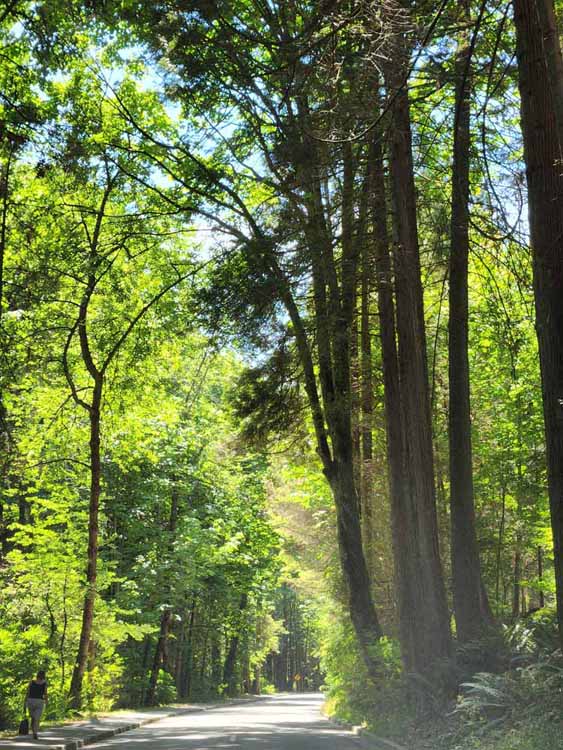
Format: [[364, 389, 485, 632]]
[[3, 696, 269, 750], [351, 726, 408, 750]]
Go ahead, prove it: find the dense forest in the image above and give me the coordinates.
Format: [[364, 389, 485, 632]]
[[1, 0, 562, 748]]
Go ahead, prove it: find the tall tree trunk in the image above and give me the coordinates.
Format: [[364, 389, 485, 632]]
[[277, 298, 383, 680], [199, 630, 209, 683], [211, 637, 222, 689], [270, 108, 383, 678], [513, 0, 563, 648], [223, 593, 248, 696], [495, 485, 507, 614], [350, 275, 362, 499], [0, 146, 13, 565], [385, 50, 451, 672], [328, 437, 383, 679], [174, 618, 184, 694], [0, 142, 12, 323], [538, 546, 545, 608], [346, 142, 363, 516], [146, 610, 172, 706], [360, 209, 375, 561], [145, 482, 180, 705], [512, 544, 522, 619], [252, 665, 261, 695], [448, 2, 492, 641], [242, 650, 251, 694], [18, 494, 28, 525], [372, 130, 415, 666], [536, 0, 563, 154], [69, 380, 103, 707], [223, 636, 239, 697], [317, 137, 384, 676], [179, 601, 196, 699], [360, 251, 373, 470], [0, 498, 4, 562]]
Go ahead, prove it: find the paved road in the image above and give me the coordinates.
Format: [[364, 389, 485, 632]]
[[89, 694, 360, 750]]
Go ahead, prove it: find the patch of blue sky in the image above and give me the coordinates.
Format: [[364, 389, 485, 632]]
[[5, 17, 24, 38]]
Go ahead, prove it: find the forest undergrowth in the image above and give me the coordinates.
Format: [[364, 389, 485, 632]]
[[323, 609, 563, 750]]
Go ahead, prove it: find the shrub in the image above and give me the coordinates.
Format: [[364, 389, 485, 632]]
[[319, 612, 410, 736]]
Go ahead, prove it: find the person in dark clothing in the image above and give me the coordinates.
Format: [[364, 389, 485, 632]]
[[25, 670, 48, 740]]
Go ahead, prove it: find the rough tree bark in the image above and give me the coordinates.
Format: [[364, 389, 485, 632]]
[[179, 600, 196, 699], [223, 593, 248, 696], [211, 637, 222, 687], [384, 45, 451, 672], [66, 179, 114, 708], [68, 379, 102, 706], [275, 278, 384, 676], [357, 149, 376, 566], [448, 2, 493, 641], [370, 129, 415, 665], [512, 544, 522, 619], [360, 220, 374, 513], [513, 0, 563, 648], [146, 611, 172, 705], [538, 546, 545, 608], [536, 0, 563, 155], [0, 143, 13, 565], [145, 482, 179, 705], [262, 98, 383, 680]]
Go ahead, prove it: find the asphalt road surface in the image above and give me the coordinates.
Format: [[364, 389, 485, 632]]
[[90, 693, 361, 750]]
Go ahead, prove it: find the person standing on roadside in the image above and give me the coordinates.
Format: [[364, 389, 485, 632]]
[[25, 669, 48, 740]]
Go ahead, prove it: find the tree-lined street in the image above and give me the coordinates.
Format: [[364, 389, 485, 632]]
[[2, 2, 563, 750]]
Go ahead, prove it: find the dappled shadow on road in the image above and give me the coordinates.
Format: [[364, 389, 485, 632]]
[[90, 694, 356, 750], [92, 717, 355, 750], [2, 696, 336, 750], [93, 725, 355, 750]]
